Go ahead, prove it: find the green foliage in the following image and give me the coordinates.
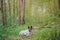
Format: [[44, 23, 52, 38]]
[[54, 10, 60, 17], [0, 23, 60, 40], [0, 0, 60, 40], [30, 27, 60, 40]]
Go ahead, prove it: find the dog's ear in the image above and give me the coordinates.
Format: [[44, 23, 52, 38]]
[[28, 26, 29, 29], [31, 26, 32, 29]]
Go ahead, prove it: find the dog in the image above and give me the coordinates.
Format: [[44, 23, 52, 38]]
[[19, 26, 32, 37]]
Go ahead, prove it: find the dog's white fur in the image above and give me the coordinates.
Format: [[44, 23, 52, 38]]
[[19, 29, 30, 36], [19, 26, 32, 37]]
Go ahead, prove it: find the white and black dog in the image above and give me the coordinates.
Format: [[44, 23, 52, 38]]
[[19, 26, 32, 37]]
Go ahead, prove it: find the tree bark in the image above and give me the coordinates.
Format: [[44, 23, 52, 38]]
[[8, 0, 11, 26], [0, 0, 1, 10], [21, 0, 25, 24], [1, 0, 7, 26], [18, 0, 21, 25], [13, 0, 16, 25], [58, 0, 60, 9]]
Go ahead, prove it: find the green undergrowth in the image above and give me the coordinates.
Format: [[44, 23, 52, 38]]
[[0, 24, 60, 40]]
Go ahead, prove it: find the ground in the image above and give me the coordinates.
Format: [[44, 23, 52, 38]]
[[1, 21, 60, 40]]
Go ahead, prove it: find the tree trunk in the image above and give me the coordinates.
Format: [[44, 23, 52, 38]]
[[21, 0, 25, 24], [0, 0, 1, 10], [13, 0, 16, 25], [8, 0, 11, 26], [17, 0, 21, 25], [58, 0, 60, 9], [1, 0, 7, 26]]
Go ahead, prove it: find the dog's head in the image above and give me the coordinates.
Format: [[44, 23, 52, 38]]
[[28, 26, 32, 32]]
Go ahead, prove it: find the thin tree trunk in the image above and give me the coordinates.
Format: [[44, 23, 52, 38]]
[[1, 0, 7, 26], [13, 0, 16, 25], [0, 0, 1, 10], [8, 0, 11, 26], [21, 0, 25, 24], [58, 0, 60, 9], [13, 0, 15, 14], [12, 0, 15, 25], [18, 0, 21, 25]]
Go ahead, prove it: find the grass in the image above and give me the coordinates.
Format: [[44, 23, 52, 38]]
[[0, 17, 60, 40], [0, 24, 60, 40], [0, 14, 60, 40], [0, 0, 60, 40]]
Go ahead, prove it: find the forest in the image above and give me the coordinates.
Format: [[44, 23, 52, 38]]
[[0, 0, 60, 40]]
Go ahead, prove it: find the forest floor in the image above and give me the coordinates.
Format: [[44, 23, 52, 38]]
[[5, 22, 60, 40], [7, 25, 40, 40], [1, 19, 60, 40]]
